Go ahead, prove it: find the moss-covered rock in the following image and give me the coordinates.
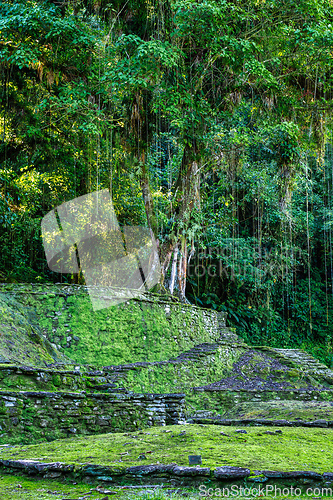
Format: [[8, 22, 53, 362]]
[[0, 294, 68, 368], [0, 284, 225, 367]]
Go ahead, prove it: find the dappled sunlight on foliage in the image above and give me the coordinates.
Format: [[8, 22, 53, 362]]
[[0, 0, 333, 360]]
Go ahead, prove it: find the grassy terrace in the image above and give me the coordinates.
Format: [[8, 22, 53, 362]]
[[0, 475, 330, 500], [0, 424, 332, 473], [223, 400, 333, 421]]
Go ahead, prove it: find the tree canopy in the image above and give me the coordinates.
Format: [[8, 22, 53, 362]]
[[1, 0, 333, 364]]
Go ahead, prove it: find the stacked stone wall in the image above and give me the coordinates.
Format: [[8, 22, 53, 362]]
[[0, 390, 185, 444]]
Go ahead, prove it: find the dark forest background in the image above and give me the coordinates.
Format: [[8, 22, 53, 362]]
[[1, 0, 333, 364]]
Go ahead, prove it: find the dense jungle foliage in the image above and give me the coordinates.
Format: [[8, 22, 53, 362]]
[[1, 0, 333, 363]]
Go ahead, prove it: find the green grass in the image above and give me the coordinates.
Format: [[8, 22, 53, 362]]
[[0, 474, 116, 499], [0, 475, 329, 500], [1, 424, 333, 473], [226, 400, 333, 420]]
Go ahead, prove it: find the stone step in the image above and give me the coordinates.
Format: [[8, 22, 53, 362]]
[[267, 348, 333, 376], [170, 343, 220, 362], [217, 326, 244, 343], [255, 347, 329, 371], [103, 387, 127, 393], [90, 383, 118, 390]]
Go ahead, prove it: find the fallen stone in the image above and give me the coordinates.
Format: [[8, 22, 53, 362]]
[[291, 420, 306, 427], [268, 420, 293, 426], [93, 488, 115, 494], [304, 420, 328, 428], [80, 465, 116, 476], [43, 471, 62, 478], [0, 459, 74, 473], [262, 470, 323, 480], [214, 466, 251, 479], [172, 466, 210, 477], [126, 464, 176, 475]]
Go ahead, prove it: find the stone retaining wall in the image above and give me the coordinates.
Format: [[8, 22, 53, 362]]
[[0, 365, 85, 392], [193, 388, 333, 412], [0, 284, 227, 367], [0, 390, 185, 444], [1, 460, 332, 489]]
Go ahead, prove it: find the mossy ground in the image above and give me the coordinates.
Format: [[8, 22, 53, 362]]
[[0, 474, 104, 499], [1, 424, 332, 473], [0, 476, 324, 500], [226, 400, 333, 420], [184, 392, 333, 422]]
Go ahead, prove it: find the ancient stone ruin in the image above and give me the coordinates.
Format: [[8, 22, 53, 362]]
[[0, 283, 333, 445]]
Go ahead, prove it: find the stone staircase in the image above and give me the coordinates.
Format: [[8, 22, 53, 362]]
[[87, 317, 245, 393], [86, 344, 225, 393], [260, 347, 333, 382], [170, 342, 221, 362], [81, 330, 333, 406], [217, 325, 244, 344]]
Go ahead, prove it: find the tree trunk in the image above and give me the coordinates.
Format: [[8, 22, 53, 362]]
[[139, 138, 200, 299], [169, 243, 179, 294], [158, 151, 200, 297], [178, 236, 188, 300]]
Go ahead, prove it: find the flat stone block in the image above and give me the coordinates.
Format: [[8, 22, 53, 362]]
[[126, 464, 176, 475], [173, 466, 210, 477], [263, 470, 323, 480], [214, 466, 250, 479], [304, 420, 328, 428]]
